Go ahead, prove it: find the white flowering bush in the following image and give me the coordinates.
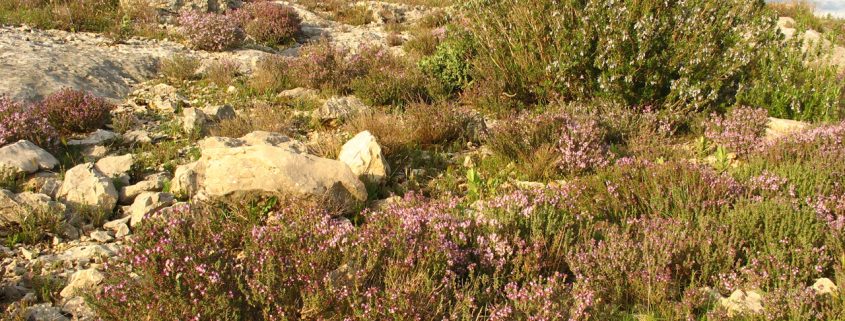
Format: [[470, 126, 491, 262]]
[[463, 0, 784, 113]]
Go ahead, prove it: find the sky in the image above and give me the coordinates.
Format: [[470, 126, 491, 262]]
[[767, 0, 845, 18]]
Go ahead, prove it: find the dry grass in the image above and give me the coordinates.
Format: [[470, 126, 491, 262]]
[[210, 102, 299, 138], [159, 54, 200, 82]]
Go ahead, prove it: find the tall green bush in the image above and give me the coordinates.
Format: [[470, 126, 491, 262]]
[[463, 0, 784, 112]]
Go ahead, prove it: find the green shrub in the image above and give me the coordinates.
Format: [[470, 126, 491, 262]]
[[463, 0, 782, 111], [419, 30, 474, 95], [736, 33, 843, 122]]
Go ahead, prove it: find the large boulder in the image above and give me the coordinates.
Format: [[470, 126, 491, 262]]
[[338, 131, 389, 183], [0, 140, 58, 174], [172, 132, 367, 212], [56, 163, 119, 213]]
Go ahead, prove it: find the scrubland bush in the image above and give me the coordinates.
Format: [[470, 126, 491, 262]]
[[462, 0, 843, 118], [349, 47, 432, 106], [159, 54, 200, 81], [204, 59, 241, 87], [418, 30, 474, 95], [247, 56, 294, 95], [210, 103, 298, 138], [705, 106, 770, 156], [344, 102, 475, 157], [735, 34, 843, 122], [287, 41, 357, 94], [0, 0, 120, 33], [487, 108, 611, 179], [240, 2, 301, 47], [41, 88, 114, 135], [178, 10, 244, 51], [0, 96, 57, 146]]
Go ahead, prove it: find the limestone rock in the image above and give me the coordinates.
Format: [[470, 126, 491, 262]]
[[128, 192, 176, 227], [60, 268, 104, 298], [812, 278, 839, 295], [182, 107, 208, 134], [0, 140, 58, 174], [314, 96, 369, 122], [201, 104, 236, 121], [95, 154, 135, 185], [172, 133, 367, 212], [719, 289, 763, 317], [338, 131, 389, 183], [278, 87, 319, 100], [123, 130, 153, 144], [22, 172, 62, 198], [67, 130, 119, 147], [25, 303, 70, 321], [766, 117, 809, 141], [120, 0, 239, 15], [90, 230, 115, 243], [119, 173, 169, 204], [56, 163, 119, 213]]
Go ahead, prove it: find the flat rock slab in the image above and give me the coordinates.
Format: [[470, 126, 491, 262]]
[[0, 26, 184, 102]]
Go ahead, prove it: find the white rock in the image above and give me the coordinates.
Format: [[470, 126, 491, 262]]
[[719, 289, 763, 317], [314, 96, 369, 122], [172, 133, 367, 212], [95, 154, 135, 185], [0, 140, 58, 174], [338, 131, 389, 183], [182, 107, 208, 134], [67, 130, 119, 147], [56, 163, 119, 213], [119, 173, 168, 204], [90, 230, 114, 243], [128, 192, 175, 227], [278, 87, 319, 99], [123, 130, 153, 144], [60, 268, 104, 298], [766, 117, 809, 141], [201, 104, 236, 121], [812, 278, 839, 295], [25, 303, 70, 321]]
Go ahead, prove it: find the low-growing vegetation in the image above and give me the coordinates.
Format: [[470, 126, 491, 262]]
[[3, 0, 845, 320]]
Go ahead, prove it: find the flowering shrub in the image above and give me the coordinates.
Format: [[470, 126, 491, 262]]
[[240, 2, 302, 47], [178, 11, 244, 51], [40, 88, 114, 135], [463, 0, 787, 111], [705, 106, 770, 156], [487, 109, 611, 179], [287, 41, 358, 94], [0, 96, 57, 146]]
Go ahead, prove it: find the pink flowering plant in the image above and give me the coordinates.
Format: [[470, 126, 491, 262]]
[[178, 10, 245, 51], [40, 88, 114, 135], [0, 95, 57, 146], [705, 106, 770, 156], [239, 2, 302, 47]]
